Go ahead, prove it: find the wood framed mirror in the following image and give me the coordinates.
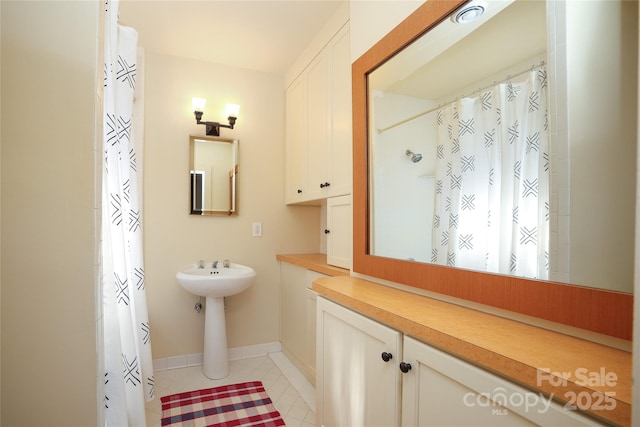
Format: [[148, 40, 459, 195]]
[[189, 135, 239, 216], [352, 0, 634, 340]]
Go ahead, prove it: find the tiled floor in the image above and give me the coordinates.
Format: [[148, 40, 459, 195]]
[[145, 353, 315, 426]]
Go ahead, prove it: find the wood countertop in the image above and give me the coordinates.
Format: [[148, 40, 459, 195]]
[[276, 253, 350, 277], [312, 275, 631, 426]]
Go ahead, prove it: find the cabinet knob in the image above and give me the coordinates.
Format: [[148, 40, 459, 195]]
[[381, 352, 393, 362], [324, 229, 331, 234], [297, 189, 302, 194], [399, 362, 412, 373], [320, 182, 331, 188]]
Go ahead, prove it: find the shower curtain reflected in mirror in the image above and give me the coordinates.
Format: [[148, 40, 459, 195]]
[[431, 66, 550, 280]]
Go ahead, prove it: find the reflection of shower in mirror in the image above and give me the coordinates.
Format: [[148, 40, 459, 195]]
[[405, 149, 422, 163]]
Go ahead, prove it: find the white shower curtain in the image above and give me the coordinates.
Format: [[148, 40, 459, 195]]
[[432, 67, 549, 280], [102, 0, 154, 425]]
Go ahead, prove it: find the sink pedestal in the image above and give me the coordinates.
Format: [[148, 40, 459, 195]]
[[175, 262, 255, 379], [203, 296, 229, 379]]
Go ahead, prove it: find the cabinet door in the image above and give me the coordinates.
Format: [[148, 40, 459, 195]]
[[284, 23, 351, 205], [285, 75, 308, 203], [305, 51, 329, 201], [401, 336, 605, 427], [305, 270, 326, 384], [327, 24, 352, 198], [280, 262, 308, 365], [317, 296, 401, 427], [306, 287, 318, 382], [326, 195, 352, 269]]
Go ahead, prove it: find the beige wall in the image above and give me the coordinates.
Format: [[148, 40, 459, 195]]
[[1, 1, 99, 425], [143, 52, 320, 359], [349, 0, 422, 62]]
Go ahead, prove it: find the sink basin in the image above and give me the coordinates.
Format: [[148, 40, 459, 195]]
[[176, 262, 256, 379], [176, 263, 255, 298]]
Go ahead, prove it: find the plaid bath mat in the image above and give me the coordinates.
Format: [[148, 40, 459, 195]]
[[161, 381, 285, 426]]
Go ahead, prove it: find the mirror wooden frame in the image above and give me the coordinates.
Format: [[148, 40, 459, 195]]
[[352, 0, 633, 340], [189, 135, 239, 216]]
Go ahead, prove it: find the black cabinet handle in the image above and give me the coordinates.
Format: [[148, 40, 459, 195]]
[[320, 182, 331, 188], [297, 189, 302, 194], [381, 352, 393, 362], [399, 362, 412, 373], [324, 229, 331, 234]]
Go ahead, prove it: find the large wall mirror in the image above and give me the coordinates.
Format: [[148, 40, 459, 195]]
[[189, 135, 239, 216], [353, 0, 636, 340]]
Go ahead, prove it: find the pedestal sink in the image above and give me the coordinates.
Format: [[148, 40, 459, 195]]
[[176, 263, 255, 379]]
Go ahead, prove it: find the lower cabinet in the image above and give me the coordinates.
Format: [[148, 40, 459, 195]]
[[280, 262, 325, 384], [317, 296, 605, 427], [316, 294, 402, 427]]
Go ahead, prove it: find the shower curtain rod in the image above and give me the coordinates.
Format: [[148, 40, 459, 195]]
[[377, 61, 546, 134]]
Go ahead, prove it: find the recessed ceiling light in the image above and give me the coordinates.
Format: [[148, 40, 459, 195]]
[[451, 1, 488, 24]]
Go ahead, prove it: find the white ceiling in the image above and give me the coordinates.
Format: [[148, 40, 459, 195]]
[[119, 0, 346, 75]]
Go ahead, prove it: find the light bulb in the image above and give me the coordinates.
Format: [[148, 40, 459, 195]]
[[226, 103, 240, 118], [192, 97, 206, 112]]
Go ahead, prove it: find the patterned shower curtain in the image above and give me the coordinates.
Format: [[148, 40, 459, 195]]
[[102, 0, 154, 425], [431, 66, 549, 280]]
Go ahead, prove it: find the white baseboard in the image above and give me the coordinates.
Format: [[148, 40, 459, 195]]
[[152, 341, 282, 372], [269, 351, 316, 410]]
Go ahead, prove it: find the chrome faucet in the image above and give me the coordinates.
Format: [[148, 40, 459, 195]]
[[223, 259, 230, 268], [212, 260, 219, 268]]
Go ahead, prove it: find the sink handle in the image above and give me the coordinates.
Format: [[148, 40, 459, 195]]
[[197, 260, 205, 268], [223, 259, 231, 268]]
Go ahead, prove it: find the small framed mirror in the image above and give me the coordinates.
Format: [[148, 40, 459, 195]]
[[189, 135, 239, 216]]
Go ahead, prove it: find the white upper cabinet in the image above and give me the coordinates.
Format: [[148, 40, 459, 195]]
[[285, 23, 352, 204], [305, 52, 330, 201], [325, 25, 352, 199], [326, 194, 352, 269], [285, 76, 308, 202]]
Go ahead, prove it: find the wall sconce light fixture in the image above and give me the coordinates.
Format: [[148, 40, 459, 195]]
[[192, 98, 240, 136]]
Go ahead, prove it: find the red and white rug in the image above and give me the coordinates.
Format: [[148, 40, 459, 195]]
[[161, 381, 285, 426]]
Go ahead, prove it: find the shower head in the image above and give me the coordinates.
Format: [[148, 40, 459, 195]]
[[406, 149, 423, 163]]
